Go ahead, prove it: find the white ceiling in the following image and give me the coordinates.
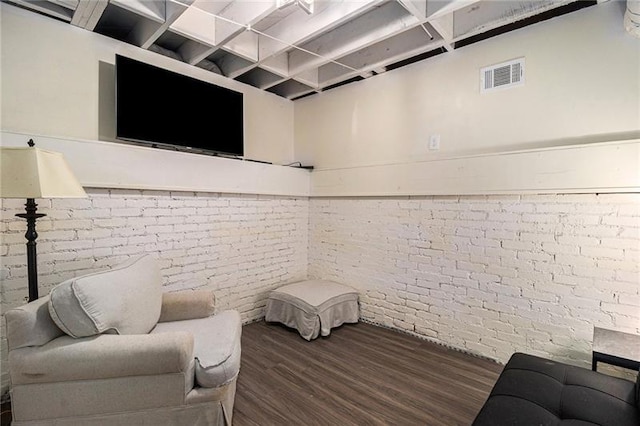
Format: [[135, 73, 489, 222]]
[[5, 0, 598, 99]]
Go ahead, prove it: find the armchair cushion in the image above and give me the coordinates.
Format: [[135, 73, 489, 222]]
[[48, 254, 163, 338], [152, 310, 241, 388]]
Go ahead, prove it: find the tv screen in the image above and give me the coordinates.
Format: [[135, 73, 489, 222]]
[[115, 55, 244, 156]]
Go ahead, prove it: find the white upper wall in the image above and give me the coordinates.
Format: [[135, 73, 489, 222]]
[[294, 1, 640, 169], [1, 1, 638, 197], [0, 2, 295, 165]]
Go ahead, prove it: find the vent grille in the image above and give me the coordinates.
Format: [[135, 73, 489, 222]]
[[481, 58, 525, 93]]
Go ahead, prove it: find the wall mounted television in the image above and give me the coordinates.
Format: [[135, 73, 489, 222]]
[[115, 54, 244, 157]]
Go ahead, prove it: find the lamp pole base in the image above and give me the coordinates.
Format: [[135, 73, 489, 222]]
[[16, 198, 46, 302]]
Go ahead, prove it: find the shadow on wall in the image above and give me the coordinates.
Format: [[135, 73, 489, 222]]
[[98, 61, 116, 142]]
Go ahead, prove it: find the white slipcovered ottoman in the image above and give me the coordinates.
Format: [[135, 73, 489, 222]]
[[265, 280, 359, 341]]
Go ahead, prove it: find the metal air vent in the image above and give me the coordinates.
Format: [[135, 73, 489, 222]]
[[480, 58, 525, 93]]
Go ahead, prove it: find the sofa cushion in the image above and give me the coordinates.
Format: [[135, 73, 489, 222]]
[[48, 254, 163, 338], [152, 310, 241, 388], [473, 352, 640, 426]]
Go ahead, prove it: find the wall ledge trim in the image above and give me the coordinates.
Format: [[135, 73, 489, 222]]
[[1, 131, 311, 197], [3, 132, 638, 198], [311, 139, 640, 197]]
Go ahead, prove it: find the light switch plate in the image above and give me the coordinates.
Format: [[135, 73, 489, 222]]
[[429, 134, 440, 150]]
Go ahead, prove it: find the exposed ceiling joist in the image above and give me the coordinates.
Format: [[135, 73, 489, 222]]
[[49, 0, 77, 10], [12, 0, 73, 21], [288, 1, 419, 76], [130, 0, 196, 49], [258, 0, 385, 61], [3, 0, 601, 100], [70, 0, 107, 30]]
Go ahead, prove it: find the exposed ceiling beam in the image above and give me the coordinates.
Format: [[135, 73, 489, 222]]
[[426, 0, 481, 20], [172, 7, 218, 62], [174, 1, 279, 65], [49, 0, 78, 10], [293, 67, 319, 88], [6, 0, 597, 100], [317, 25, 442, 88], [191, 0, 233, 15], [11, 0, 73, 21], [110, 0, 165, 23], [71, 0, 107, 30], [130, 0, 196, 49], [260, 54, 289, 79], [258, 0, 385, 62], [185, 1, 279, 65], [288, 2, 419, 76], [224, 30, 259, 62], [397, 0, 426, 19], [216, 0, 279, 42], [450, 0, 574, 42], [429, 12, 454, 51]]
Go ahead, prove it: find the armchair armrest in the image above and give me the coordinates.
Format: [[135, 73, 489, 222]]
[[9, 332, 194, 385], [158, 290, 215, 322]]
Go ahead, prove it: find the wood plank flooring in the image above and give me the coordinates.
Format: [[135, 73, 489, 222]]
[[0, 321, 502, 425], [233, 321, 503, 426]]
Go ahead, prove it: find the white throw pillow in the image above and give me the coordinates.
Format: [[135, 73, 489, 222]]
[[48, 254, 163, 338]]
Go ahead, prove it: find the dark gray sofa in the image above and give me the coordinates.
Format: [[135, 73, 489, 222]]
[[473, 352, 639, 426]]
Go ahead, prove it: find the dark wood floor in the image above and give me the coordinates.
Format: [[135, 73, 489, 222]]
[[1, 400, 10, 425], [0, 321, 503, 425], [234, 321, 503, 426]]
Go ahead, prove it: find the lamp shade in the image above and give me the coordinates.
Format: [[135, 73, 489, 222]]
[[0, 147, 87, 198]]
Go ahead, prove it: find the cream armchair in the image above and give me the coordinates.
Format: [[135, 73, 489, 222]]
[[5, 255, 241, 425]]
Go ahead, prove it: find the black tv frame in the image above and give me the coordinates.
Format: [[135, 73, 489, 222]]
[[115, 54, 244, 158]]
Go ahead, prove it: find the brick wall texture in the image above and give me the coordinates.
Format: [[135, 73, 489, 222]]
[[309, 194, 640, 371], [1, 191, 639, 395]]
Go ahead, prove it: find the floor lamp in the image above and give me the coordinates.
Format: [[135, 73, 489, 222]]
[[1, 140, 87, 302]]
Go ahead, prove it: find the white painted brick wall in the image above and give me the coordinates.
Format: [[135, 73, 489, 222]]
[[2, 191, 638, 396], [0, 189, 309, 394], [309, 194, 640, 374]]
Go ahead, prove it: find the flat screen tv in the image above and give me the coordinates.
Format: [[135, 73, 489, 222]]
[[115, 54, 244, 157]]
